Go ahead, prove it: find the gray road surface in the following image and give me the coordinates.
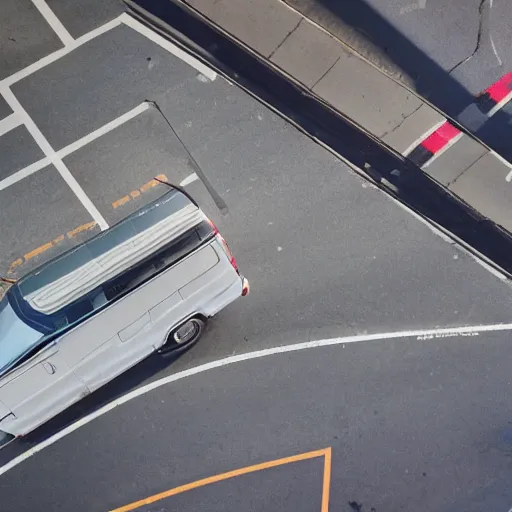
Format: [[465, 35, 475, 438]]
[[2, 3, 512, 512], [3, 331, 512, 511]]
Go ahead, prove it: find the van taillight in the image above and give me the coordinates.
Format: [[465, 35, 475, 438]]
[[206, 217, 239, 272], [217, 234, 239, 273], [206, 217, 219, 235]]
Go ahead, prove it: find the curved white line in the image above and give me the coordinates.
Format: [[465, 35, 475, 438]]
[[2, 321, 512, 476]]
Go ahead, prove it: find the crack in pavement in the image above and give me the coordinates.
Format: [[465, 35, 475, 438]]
[[448, 0, 502, 76]]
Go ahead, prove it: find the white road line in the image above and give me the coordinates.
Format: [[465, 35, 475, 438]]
[[31, 0, 74, 46], [58, 103, 151, 158], [179, 172, 199, 187], [1, 321, 512, 476], [422, 132, 464, 169], [1, 18, 122, 87], [488, 91, 512, 118], [402, 119, 446, 157], [1, 87, 109, 230], [0, 113, 23, 136], [0, 157, 50, 191], [73, 17, 123, 46], [119, 13, 217, 82]]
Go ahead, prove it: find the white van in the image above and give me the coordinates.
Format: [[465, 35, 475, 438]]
[[0, 186, 249, 439]]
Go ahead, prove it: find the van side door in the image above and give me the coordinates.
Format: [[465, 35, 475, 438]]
[[0, 342, 89, 436]]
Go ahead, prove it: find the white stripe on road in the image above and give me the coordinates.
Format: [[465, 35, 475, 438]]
[[58, 103, 151, 158], [0, 157, 50, 191], [1, 321, 512, 476], [119, 13, 217, 81], [179, 173, 199, 187], [31, 0, 74, 46], [0, 113, 23, 136], [0, 87, 109, 230], [0, 103, 150, 192], [1, 18, 122, 87]]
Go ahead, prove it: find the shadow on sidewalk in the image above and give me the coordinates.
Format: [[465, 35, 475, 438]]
[[289, 0, 512, 161]]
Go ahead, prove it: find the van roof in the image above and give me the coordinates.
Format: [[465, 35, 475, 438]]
[[17, 189, 203, 315]]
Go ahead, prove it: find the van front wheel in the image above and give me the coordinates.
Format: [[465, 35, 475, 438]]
[[158, 317, 206, 356]]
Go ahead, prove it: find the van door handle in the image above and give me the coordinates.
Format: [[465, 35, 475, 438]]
[[42, 362, 56, 375]]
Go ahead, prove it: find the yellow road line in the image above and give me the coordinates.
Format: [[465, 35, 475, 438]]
[[110, 447, 332, 512], [24, 242, 54, 261], [7, 174, 169, 275], [113, 174, 168, 209], [67, 221, 98, 238]]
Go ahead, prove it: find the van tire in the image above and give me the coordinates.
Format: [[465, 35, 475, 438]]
[[158, 317, 206, 356]]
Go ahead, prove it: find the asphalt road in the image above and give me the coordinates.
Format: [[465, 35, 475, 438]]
[[2, 2, 512, 511], [3, 331, 512, 512]]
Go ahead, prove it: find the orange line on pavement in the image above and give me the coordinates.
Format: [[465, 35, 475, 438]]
[[8, 258, 24, 275], [112, 174, 168, 209], [321, 447, 332, 512], [112, 195, 130, 209], [110, 447, 332, 512], [67, 221, 98, 238], [24, 242, 54, 261]]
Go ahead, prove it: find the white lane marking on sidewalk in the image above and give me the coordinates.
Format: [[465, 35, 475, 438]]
[[179, 173, 199, 187], [31, 0, 74, 46], [58, 103, 151, 158], [422, 132, 464, 168], [0, 113, 23, 136], [488, 91, 512, 118], [119, 13, 217, 82], [0, 158, 50, 192], [402, 119, 446, 157], [1, 321, 512, 476], [1, 18, 122, 87], [1, 87, 109, 230]]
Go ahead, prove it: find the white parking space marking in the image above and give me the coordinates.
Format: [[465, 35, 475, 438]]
[[179, 173, 199, 187], [31, 0, 74, 46], [0, 157, 50, 192], [1, 321, 512, 476], [119, 13, 217, 82], [1, 87, 109, 230], [1, 18, 123, 88], [58, 102, 151, 158], [0, 113, 23, 137]]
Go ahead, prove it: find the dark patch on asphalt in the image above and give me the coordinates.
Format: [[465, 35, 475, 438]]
[[125, 0, 512, 276]]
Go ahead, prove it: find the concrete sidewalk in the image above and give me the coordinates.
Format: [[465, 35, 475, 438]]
[[164, 0, 512, 233]]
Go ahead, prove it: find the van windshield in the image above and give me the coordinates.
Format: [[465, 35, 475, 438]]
[[0, 294, 42, 376], [9, 189, 215, 337]]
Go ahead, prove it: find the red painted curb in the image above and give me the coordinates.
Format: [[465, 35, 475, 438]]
[[421, 121, 460, 154], [486, 72, 512, 103], [408, 72, 511, 167]]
